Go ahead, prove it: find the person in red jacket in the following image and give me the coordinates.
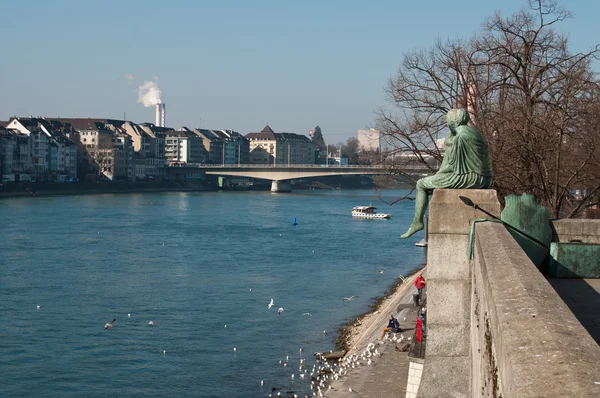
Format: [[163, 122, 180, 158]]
[[414, 275, 427, 304]]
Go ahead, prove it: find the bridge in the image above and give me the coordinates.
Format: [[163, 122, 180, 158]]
[[173, 164, 431, 192]]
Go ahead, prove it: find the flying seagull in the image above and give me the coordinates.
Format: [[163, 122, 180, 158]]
[[277, 307, 285, 316], [104, 319, 116, 330], [342, 296, 358, 301], [268, 298, 274, 309]]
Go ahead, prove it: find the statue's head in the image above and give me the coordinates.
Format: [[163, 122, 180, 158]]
[[446, 108, 470, 130]]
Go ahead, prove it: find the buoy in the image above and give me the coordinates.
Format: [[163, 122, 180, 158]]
[[292, 218, 297, 226]]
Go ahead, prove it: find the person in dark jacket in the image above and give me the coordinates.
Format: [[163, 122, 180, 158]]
[[380, 315, 401, 340]]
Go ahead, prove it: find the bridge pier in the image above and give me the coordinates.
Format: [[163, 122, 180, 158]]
[[271, 180, 291, 193]]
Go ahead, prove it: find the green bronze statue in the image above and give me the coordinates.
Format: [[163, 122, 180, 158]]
[[401, 108, 494, 239]]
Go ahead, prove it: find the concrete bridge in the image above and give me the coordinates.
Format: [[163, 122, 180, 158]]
[[175, 164, 431, 192]]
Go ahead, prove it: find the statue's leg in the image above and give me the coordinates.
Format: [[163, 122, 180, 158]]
[[401, 183, 429, 239]]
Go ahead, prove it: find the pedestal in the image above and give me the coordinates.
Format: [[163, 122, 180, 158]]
[[418, 189, 500, 398]]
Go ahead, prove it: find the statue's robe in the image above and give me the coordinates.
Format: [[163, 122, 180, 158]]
[[417, 125, 493, 191]]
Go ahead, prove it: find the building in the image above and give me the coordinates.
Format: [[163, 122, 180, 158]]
[[0, 126, 32, 182], [213, 129, 249, 165], [5, 117, 78, 181], [48, 118, 133, 181], [193, 129, 224, 164], [245, 125, 316, 165], [358, 129, 382, 152], [165, 128, 207, 165], [124, 122, 167, 181]]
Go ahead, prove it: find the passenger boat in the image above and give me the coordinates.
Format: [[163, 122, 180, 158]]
[[351, 205, 392, 219]]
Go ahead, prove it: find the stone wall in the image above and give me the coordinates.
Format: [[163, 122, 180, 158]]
[[551, 219, 600, 244], [472, 222, 600, 397], [417, 189, 600, 397]]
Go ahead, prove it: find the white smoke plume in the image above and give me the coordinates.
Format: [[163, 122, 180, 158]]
[[137, 78, 162, 107]]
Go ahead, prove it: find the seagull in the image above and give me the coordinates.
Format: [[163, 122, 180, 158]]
[[104, 319, 116, 330], [127, 313, 131, 318], [36, 305, 40, 311], [342, 296, 358, 301], [224, 324, 227, 328], [378, 269, 385, 274], [268, 298, 274, 309], [277, 307, 285, 316], [302, 313, 312, 316], [148, 321, 155, 327], [261, 380, 264, 386], [233, 347, 237, 352], [163, 350, 166, 355]]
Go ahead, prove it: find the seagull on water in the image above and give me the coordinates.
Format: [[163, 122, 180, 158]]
[[342, 296, 358, 301], [268, 298, 274, 309], [148, 321, 155, 327], [127, 313, 131, 318], [302, 313, 312, 316], [36, 305, 40, 311], [378, 269, 385, 274], [104, 319, 116, 330], [277, 307, 285, 316]]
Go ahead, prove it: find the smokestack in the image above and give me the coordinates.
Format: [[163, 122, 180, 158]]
[[155, 103, 166, 127]]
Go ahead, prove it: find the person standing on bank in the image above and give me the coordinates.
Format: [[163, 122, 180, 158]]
[[401, 108, 493, 239], [414, 275, 427, 304]]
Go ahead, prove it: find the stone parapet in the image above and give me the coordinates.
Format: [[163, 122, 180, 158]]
[[473, 222, 600, 397], [551, 219, 600, 244]]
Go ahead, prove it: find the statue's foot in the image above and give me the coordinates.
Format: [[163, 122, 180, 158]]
[[401, 222, 424, 239]]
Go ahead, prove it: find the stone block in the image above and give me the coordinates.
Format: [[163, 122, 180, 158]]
[[425, 280, 471, 326], [425, 323, 470, 357], [428, 189, 501, 235], [417, 357, 470, 398], [426, 234, 470, 280]]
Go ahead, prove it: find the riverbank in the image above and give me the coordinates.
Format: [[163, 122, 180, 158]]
[[0, 181, 213, 199], [336, 266, 424, 355]]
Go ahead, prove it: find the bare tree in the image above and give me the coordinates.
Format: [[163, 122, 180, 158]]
[[378, 0, 600, 217]]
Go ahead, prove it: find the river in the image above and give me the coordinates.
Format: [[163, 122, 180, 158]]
[[0, 189, 425, 397]]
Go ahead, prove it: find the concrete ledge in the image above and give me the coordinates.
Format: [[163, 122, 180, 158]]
[[474, 222, 600, 397], [551, 219, 600, 244], [428, 189, 501, 235], [417, 357, 471, 398]]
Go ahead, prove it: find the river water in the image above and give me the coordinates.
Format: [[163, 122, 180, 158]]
[[0, 189, 425, 397]]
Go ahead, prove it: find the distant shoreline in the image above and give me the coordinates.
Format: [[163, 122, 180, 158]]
[[0, 182, 214, 199]]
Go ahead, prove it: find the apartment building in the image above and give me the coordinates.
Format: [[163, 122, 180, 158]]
[[246, 125, 316, 165]]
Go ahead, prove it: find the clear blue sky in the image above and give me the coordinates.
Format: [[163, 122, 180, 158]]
[[1, 0, 598, 143]]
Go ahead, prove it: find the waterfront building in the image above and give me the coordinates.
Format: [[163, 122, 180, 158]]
[[5, 117, 78, 181], [192, 128, 224, 164], [213, 129, 249, 165], [0, 126, 32, 182], [246, 125, 317, 165], [164, 128, 207, 166], [124, 122, 167, 181], [48, 118, 133, 182]]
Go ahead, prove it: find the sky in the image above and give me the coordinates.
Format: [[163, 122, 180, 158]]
[[1, 0, 599, 143]]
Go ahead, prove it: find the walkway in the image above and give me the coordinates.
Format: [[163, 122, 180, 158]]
[[326, 272, 425, 397]]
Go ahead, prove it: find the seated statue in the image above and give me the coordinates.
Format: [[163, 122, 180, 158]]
[[401, 108, 493, 238]]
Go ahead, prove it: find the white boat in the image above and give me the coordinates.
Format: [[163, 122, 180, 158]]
[[352, 205, 392, 219]]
